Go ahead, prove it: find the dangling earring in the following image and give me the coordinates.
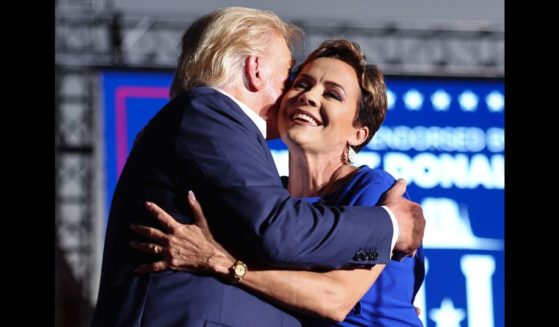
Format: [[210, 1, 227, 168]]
[[348, 145, 356, 164], [342, 143, 356, 164]]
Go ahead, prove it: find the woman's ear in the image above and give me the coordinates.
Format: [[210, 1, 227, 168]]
[[244, 55, 264, 92], [349, 126, 369, 148]]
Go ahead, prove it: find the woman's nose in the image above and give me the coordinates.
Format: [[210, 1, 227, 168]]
[[299, 91, 317, 107]]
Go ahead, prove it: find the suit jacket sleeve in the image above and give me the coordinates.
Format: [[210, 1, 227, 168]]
[[172, 90, 394, 268]]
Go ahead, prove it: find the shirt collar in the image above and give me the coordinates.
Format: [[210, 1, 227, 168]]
[[211, 87, 267, 138]]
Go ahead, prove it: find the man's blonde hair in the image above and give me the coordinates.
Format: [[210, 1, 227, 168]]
[[170, 7, 303, 98]]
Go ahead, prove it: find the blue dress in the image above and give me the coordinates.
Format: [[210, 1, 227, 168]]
[[299, 166, 425, 327]]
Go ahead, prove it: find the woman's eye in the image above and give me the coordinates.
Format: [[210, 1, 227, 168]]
[[326, 91, 341, 101], [293, 81, 308, 89]]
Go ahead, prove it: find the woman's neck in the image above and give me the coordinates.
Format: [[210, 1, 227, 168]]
[[287, 149, 357, 197]]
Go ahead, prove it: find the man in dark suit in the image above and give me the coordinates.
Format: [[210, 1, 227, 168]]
[[92, 6, 425, 327]]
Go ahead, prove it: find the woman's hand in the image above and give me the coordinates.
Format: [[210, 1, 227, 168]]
[[130, 191, 235, 276]]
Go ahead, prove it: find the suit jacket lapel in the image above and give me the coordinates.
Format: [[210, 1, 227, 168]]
[[194, 87, 278, 175]]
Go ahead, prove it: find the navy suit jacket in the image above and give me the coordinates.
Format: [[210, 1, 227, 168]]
[[92, 87, 394, 327]]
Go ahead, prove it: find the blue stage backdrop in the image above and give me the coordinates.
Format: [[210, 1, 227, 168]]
[[101, 71, 504, 327]]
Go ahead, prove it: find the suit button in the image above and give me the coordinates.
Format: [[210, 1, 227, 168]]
[[353, 251, 365, 261]]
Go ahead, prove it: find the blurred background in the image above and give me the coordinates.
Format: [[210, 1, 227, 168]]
[[55, 0, 504, 326]]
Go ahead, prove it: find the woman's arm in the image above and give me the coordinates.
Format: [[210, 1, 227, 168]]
[[131, 192, 385, 322], [238, 264, 384, 321]]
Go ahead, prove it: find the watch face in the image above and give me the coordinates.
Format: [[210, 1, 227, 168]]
[[235, 264, 246, 276]]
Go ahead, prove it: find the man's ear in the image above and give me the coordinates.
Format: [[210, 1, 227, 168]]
[[244, 55, 264, 92], [349, 126, 369, 148]]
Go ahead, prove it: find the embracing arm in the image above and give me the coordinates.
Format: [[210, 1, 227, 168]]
[[175, 94, 423, 268], [234, 265, 384, 321], [131, 193, 385, 322], [222, 260, 383, 321]]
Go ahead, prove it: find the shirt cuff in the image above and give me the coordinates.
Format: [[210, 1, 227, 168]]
[[382, 205, 399, 254]]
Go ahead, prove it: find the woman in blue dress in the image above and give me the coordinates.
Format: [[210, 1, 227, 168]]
[[131, 39, 425, 326]]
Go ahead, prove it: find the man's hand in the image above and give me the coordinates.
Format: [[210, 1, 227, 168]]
[[380, 179, 425, 260]]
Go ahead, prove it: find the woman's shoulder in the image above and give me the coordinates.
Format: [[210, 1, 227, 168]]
[[353, 165, 397, 187], [334, 166, 399, 206], [353, 165, 411, 202]]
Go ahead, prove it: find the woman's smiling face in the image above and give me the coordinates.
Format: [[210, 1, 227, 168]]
[[279, 57, 365, 156]]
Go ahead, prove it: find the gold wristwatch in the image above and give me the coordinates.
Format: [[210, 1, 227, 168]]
[[230, 260, 247, 284]]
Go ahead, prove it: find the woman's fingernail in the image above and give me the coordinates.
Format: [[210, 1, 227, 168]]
[[145, 202, 153, 209], [188, 190, 196, 201]]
